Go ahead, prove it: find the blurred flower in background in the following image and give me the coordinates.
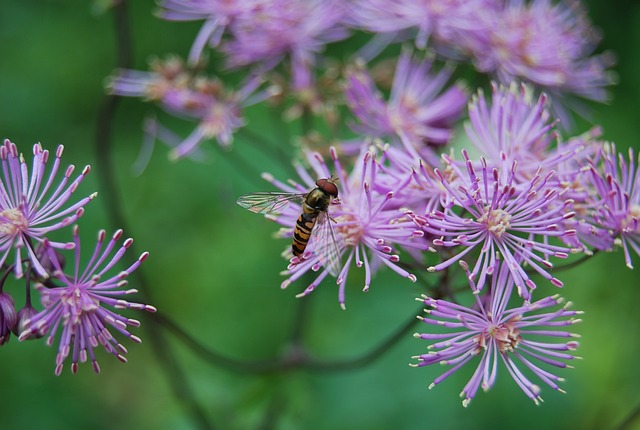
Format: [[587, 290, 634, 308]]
[[345, 51, 467, 161], [108, 58, 279, 159]]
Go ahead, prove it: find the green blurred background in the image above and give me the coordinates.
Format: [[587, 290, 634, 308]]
[[1, 1, 640, 429]]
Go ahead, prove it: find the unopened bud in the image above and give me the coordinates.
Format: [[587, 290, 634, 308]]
[[34, 247, 66, 279], [0, 292, 17, 345], [12, 305, 43, 340]]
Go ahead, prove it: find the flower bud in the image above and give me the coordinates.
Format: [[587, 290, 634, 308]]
[[12, 305, 43, 340], [0, 292, 17, 345], [33, 247, 66, 280]]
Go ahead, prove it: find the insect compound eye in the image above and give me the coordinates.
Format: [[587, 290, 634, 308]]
[[316, 178, 338, 198]]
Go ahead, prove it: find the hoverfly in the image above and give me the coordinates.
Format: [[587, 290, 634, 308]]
[[236, 176, 342, 276]]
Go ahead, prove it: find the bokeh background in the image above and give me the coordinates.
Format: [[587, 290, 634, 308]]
[[1, 1, 640, 429]]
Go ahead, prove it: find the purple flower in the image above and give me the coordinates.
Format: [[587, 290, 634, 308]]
[[409, 149, 577, 299], [107, 56, 192, 103], [157, 0, 258, 65], [466, 83, 556, 177], [222, 0, 349, 91], [467, 0, 614, 124], [588, 144, 640, 268], [0, 140, 95, 278], [108, 59, 277, 159], [412, 261, 582, 406], [465, 82, 600, 186], [345, 0, 497, 55], [344, 51, 467, 159], [346, 0, 443, 50], [261, 146, 427, 308], [0, 292, 17, 345], [20, 227, 156, 375]]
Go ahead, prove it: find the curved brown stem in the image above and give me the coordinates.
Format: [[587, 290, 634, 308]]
[[96, 2, 214, 429]]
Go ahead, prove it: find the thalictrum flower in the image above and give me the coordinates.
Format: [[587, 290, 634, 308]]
[[466, 83, 556, 176], [409, 149, 577, 299], [257, 146, 426, 308], [412, 261, 582, 406], [344, 51, 467, 159], [345, 0, 497, 56], [221, 0, 349, 91], [467, 0, 614, 125], [0, 292, 17, 345], [465, 82, 597, 184], [108, 59, 278, 159], [0, 140, 95, 278], [20, 227, 156, 375], [157, 0, 259, 65], [588, 144, 640, 268]]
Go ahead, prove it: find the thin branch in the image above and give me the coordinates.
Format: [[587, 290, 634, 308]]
[[613, 400, 640, 430], [97, 2, 214, 429], [525, 250, 598, 276], [151, 311, 283, 374], [153, 285, 424, 375], [549, 250, 598, 273], [303, 304, 424, 372]]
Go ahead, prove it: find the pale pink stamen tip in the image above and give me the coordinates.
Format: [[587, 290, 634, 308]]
[[123, 238, 134, 248], [139, 251, 150, 261], [330, 146, 338, 160], [551, 278, 564, 288], [113, 229, 124, 240]]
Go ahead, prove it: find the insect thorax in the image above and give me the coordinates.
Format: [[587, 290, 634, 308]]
[[302, 188, 331, 214]]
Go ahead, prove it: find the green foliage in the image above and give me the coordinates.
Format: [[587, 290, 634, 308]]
[[0, 1, 639, 429]]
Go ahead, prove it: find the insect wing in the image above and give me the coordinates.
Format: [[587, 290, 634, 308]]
[[309, 210, 343, 277], [236, 192, 304, 215]]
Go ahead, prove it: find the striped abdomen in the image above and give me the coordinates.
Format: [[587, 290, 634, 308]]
[[292, 212, 318, 256]]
